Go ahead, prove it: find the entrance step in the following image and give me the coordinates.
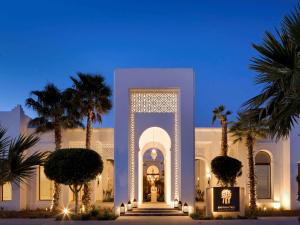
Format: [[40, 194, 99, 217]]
[[122, 207, 187, 216]]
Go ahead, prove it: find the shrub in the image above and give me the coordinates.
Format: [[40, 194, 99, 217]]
[[89, 208, 99, 217], [44, 148, 103, 214], [211, 155, 242, 186], [97, 209, 117, 220]]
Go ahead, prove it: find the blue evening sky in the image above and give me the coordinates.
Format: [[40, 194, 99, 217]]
[[0, 0, 297, 127]]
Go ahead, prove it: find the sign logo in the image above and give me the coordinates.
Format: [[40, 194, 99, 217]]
[[221, 189, 232, 205], [213, 187, 240, 212]]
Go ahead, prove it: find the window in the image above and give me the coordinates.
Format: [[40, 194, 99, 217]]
[[255, 151, 271, 199], [39, 166, 53, 200], [0, 182, 12, 201]]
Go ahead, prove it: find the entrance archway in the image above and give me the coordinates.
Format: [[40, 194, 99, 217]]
[[138, 127, 171, 206]]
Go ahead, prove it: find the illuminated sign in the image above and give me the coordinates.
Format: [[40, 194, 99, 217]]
[[213, 187, 240, 212]]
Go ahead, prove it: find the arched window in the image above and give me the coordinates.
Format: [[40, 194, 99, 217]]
[[255, 151, 271, 199]]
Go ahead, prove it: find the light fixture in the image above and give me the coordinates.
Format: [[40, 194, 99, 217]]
[[263, 206, 267, 211], [151, 128, 157, 161], [120, 203, 125, 214], [151, 149, 157, 160], [206, 169, 211, 186], [133, 198, 137, 208], [81, 205, 85, 213], [174, 199, 179, 208], [97, 174, 102, 186], [273, 202, 280, 210], [127, 200, 132, 211], [63, 207, 70, 215], [178, 201, 182, 210], [183, 202, 188, 214]]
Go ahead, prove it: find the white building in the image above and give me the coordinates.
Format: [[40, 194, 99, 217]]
[[0, 69, 298, 213]]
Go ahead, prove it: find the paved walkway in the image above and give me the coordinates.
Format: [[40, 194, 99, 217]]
[[0, 217, 298, 225]]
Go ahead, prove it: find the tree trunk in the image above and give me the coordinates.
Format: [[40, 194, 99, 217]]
[[82, 111, 93, 210], [221, 119, 228, 156], [54, 124, 62, 150], [85, 111, 92, 149], [246, 134, 257, 214], [51, 124, 62, 211], [70, 184, 82, 215]]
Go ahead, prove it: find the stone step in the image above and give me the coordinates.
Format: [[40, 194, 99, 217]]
[[122, 207, 187, 216], [123, 212, 186, 216], [133, 208, 180, 211]]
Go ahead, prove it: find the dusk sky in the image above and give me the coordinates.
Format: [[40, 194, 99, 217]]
[[0, 0, 297, 128]]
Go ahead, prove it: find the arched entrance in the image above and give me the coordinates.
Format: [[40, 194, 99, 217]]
[[138, 127, 171, 206]]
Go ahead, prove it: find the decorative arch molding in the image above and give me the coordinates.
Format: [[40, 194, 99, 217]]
[[139, 126, 171, 152], [254, 149, 273, 161]]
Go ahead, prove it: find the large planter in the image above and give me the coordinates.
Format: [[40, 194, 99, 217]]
[[206, 187, 245, 218]]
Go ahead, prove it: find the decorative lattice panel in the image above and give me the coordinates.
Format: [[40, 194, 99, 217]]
[[129, 89, 180, 200]]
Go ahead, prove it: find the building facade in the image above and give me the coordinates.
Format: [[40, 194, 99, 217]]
[[0, 69, 298, 213]]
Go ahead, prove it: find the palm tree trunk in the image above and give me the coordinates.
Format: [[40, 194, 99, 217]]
[[51, 124, 61, 211], [54, 123, 62, 150], [82, 111, 93, 210], [221, 120, 228, 156], [85, 111, 92, 149], [246, 134, 257, 214]]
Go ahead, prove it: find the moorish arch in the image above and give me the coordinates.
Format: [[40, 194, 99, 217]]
[[138, 127, 171, 205]]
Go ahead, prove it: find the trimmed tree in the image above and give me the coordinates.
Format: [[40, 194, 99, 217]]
[[44, 148, 103, 214]]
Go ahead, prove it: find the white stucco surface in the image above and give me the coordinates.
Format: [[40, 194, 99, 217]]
[[0, 68, 297, 213]]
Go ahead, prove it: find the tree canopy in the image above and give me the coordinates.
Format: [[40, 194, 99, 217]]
[[44, 148, 103, 185]]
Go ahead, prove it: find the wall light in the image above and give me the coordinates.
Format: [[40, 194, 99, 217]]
[[273, 201, 281, 210], [206, 169, 211, 186]]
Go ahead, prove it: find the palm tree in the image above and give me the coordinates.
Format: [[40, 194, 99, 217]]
[[230, 111, 268, 214], [212, 105, 232, 156], [26, 83, 82, 211], [70, 73, 112, 210], [0, 126, 46, 186], [243, 5, 300, 140]]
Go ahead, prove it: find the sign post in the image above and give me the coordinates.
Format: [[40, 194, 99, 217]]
[[206, 187, 245, 218]]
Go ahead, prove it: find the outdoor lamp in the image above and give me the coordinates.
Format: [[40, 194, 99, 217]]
[[63, 207, 70, 215], [174, 199, 179, 208], [127, 200, 132, 211], [178, 201, 182, 210], [120, 203, 125, 214], [133, 198, 137, 208], [183, 202, 189, 214]]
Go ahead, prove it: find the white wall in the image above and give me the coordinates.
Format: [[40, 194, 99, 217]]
[[0, 104, 296, 211]]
